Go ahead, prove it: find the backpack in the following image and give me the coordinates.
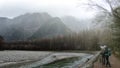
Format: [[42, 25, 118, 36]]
[[105, 48, 111, 56], [108, 48, 111, 56]]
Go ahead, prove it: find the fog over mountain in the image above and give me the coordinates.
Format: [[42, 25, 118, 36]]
[[0, 0, 98, 42], [0, 17, 10, 35], [0, 12, 95, 41], [0, 13, 71, 41], [30, 17, 71, 39], [61, 16, 93, 32]]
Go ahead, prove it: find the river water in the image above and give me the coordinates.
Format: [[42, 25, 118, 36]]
[[0, 51, 94, 68], [19, 53, 93, 68]]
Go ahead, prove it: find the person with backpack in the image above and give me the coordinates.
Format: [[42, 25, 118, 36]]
[[104, 47, 111, 67], [100, 50, 106, 65], [100, 45, 106, 65]]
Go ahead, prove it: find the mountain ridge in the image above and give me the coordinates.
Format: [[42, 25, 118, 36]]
[[0, 12, 71, 41]]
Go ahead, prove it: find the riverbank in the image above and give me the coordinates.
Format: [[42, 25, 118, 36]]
[[0, 50, 97, 68], [0, 51, 52, 67]]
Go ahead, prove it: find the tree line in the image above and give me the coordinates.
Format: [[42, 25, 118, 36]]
[[0, 30, 100, 51]]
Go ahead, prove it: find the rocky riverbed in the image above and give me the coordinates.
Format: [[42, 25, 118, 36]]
[[0, 51, 52, 66]]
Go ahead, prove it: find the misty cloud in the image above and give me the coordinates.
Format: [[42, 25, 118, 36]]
[[0, 0, 96, 19]]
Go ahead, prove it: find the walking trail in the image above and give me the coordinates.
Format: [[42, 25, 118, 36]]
[[94, 54, 120, 68]]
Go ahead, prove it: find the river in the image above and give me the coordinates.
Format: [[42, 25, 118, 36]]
[[0, 51, 94, 68]]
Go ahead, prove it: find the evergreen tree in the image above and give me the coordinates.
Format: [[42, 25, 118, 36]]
[[0, 35, 4, 50]]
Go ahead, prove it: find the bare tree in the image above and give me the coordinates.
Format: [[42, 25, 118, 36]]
[[85, 0, 120, 18], [85, 0, 120, 54]]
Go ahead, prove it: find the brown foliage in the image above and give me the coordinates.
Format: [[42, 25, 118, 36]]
[[3, 31, 100, 51]]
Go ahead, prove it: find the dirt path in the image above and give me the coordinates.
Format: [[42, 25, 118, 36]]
[[94, 54, 120, 68]]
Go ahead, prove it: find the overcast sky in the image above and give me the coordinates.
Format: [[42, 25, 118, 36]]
[[0, 0, 98, 19]]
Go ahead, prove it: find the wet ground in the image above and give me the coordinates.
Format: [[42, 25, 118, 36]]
[[94, 54, 120, 68]]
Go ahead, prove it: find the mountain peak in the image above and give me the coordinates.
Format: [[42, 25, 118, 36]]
[[0, 12, 71, 41]]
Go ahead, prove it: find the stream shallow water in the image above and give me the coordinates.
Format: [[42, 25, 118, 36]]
[[19, 53, 93, 68], [33, 57, 81, 68], [0, 52, 94, 68]]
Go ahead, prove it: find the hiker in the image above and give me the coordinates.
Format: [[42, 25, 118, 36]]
[[100, 45, 106, 65], [104, 47, 111, 67], [100, 50, 106, 65], [100, 45, 106, 50]]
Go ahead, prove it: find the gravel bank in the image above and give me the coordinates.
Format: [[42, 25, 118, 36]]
[[0, 51, 52, 66]]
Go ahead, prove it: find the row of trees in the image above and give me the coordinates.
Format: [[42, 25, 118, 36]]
[[0, 36, 4, 50], [2, 30, 100, 51]]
